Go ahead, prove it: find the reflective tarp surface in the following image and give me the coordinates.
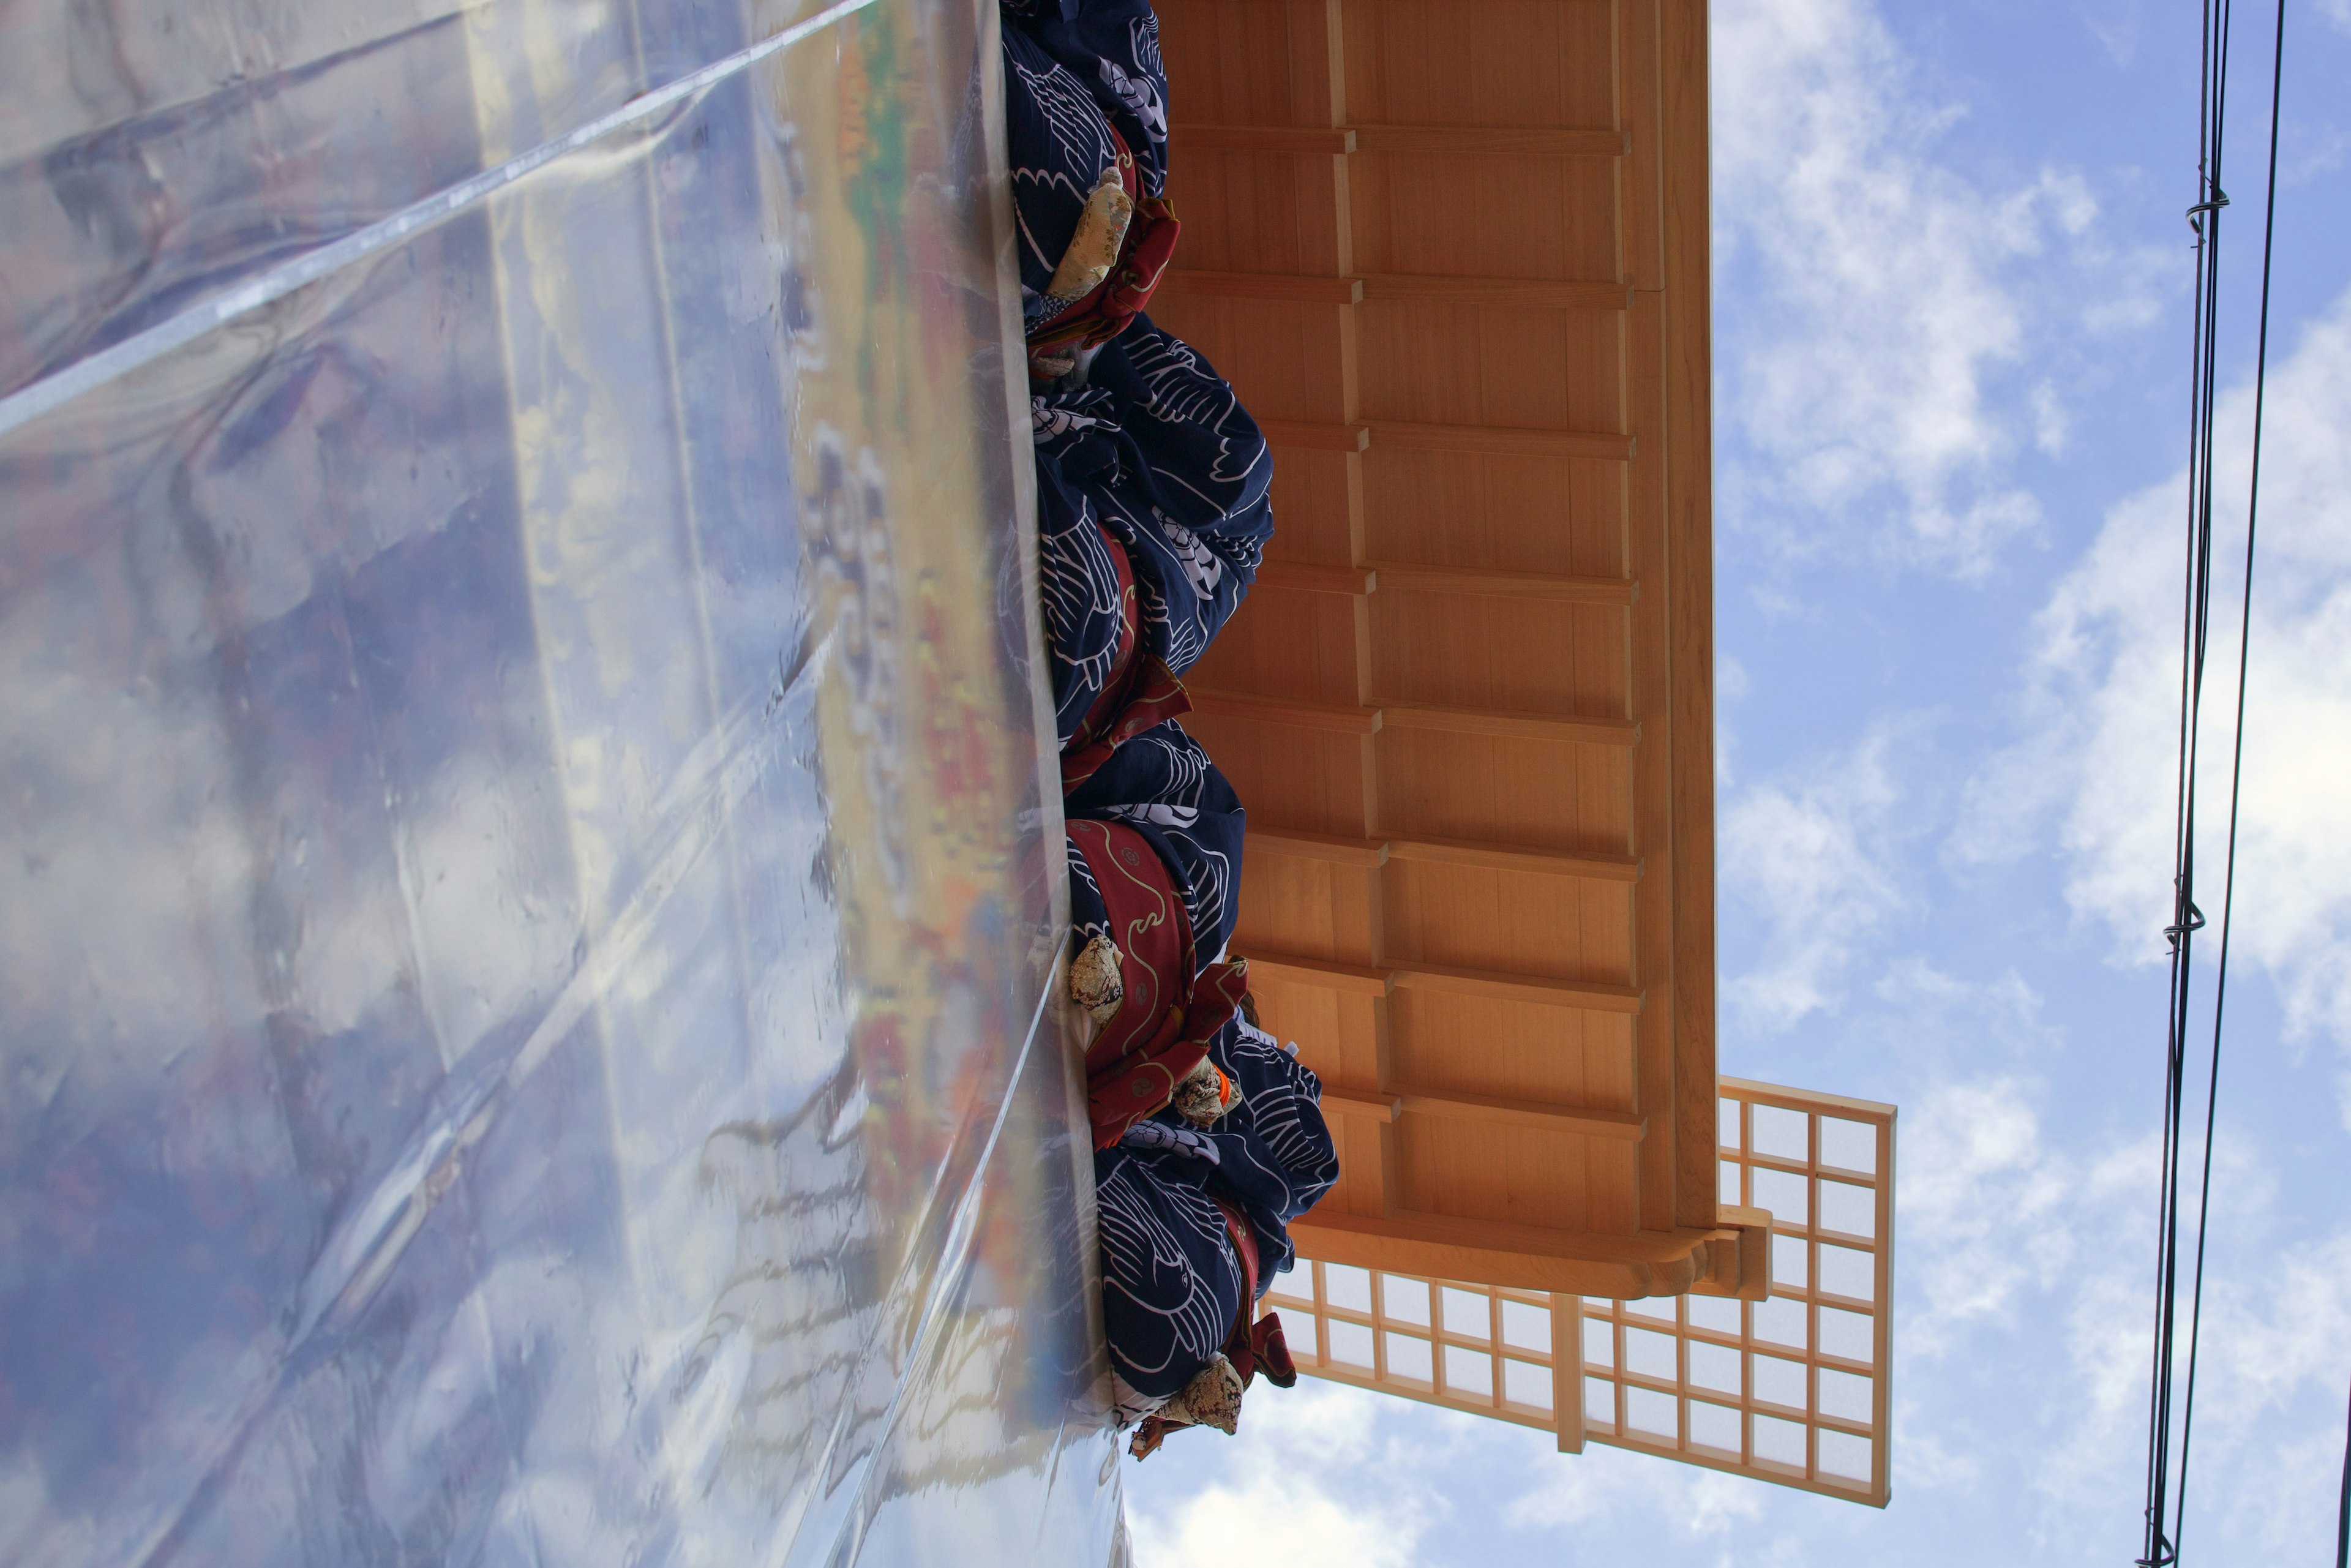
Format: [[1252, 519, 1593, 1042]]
[[0, 1, 1125, 1561]]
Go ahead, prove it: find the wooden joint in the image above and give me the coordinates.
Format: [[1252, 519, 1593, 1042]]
[[1172, 124, 1357, 154], [1321, 1090, 1401, 1122], [1348, 124, 1629, 159], [1245, 828, 1389, 866], [1359, 274, 1633, 313], [1389, 960, 1643, 1015], [1378, 701, 1640, 748], [1253, 561, 1377, 596], [1371, 421, 1634, 462], [1163, 269, 1365, 306], [1384, 835, 1641, 882], [1186, 689, 1382, 733], [1392, 1088, 1645, 1142], [1259, 419, 1372, 452], [1240, 949, 1395, 997], [1360, 561, 1635, 606]]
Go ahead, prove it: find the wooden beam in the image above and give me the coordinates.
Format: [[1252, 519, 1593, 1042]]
[[1172, 123, 1357, 154], [1386, 835, 1641, 882], [1292, 1209, 1726, 1299], [1163, 269, 1364, 305], [1187, 689, 1382, 733], [1393, 1088, 1646, 1142], [1389, 959, 1644, 1015], [1252, 561, 1377, 596], [1363, 561, 1635, 605], [1359, 274, 1632, 312], [1371, 421, 1634, 462], [1718, 1076, 1899, 1122], [1246, 827, 1389, 866], [1321, 1089, 1401, 1123], [1349, 125, 1629, 158], [1242, 949, 1394, 997], [1259, 419, 1372, 452], [1378, 701, 1639, 748], [1551, 1294, 1588, 1454]]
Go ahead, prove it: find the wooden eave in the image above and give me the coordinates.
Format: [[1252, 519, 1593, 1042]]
[[1150, 0, 1738, 1297]]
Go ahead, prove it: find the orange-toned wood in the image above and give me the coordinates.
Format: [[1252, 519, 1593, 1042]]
[[1155, 0, 1717, 1300], [1264, 1084, 1894, 1506]]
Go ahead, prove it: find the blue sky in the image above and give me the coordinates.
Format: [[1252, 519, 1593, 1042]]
[[1125, 0, 2351, 1559]]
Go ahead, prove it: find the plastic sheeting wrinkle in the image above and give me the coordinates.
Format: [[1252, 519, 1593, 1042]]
[[126, 631, 834, 1568], [0, 0, 888, 443], [783, 973, 1063, 1568]]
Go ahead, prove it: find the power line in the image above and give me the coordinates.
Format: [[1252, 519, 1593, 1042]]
[[2339, 1370, 2350, 1568], [2137, 0, 2285, 1560], [2165, 0, 2284, 1549]]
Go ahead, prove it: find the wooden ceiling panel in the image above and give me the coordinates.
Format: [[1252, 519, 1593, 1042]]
[[1365, 591, 1627, 716], [1346, 154, 1621, 281], [1183, 711, 1373, 836], [1373, 729, 1633, 854], [1396, 1117, 1622, 1234], [1359, 451, 1627, 576], [1342, 0, 1619, 130], [1155, 0, 1743, 1298], [1382, 859, 1635, 985], [1162, 151, 1346, 274], [1209, 583, 1364, 705], [1385, 989, 1635, 1110], [1355, 301, 1625, 430], [1237, 849, 1381, 967]]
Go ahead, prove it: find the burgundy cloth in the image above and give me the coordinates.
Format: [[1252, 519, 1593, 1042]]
[[1060, 523, 1193, 791], [1211, 1196, 1298, 1390], [1026, 123, 1181, 356], [1069, 820, 1247, 1149], [1058, 527, 1194, 799]]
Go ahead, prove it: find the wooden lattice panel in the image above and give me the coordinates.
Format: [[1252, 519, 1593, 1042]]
[[1263, 1081, 1897, 1506], [1262, 1260, 1573, 1433]]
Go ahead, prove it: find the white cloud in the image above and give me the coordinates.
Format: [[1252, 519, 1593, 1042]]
[[1509, 1446, 1764, 1540], [1714, 0, 2162, 576], [1900, 1072, 2078, 1355], [1721, 727, 1907, 1032], [1958, 284, 2351, 1111], [1126, 1381, 1435, 1568]]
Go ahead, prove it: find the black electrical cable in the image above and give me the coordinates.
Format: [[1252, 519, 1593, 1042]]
[[2137, 0, 2230, 1548], [2138, 0, 2287, 1560], [2167, 0, 2284, 1552], [2338, 1370, 2350, 1568]]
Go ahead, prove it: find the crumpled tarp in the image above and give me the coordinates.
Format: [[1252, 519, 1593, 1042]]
[[0, 0, 1128, 1561]]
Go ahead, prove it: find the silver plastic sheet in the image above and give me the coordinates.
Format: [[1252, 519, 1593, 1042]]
[[0, 1, 1127, 1561]]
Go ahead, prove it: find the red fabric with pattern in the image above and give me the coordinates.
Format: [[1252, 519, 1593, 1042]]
[[1211, 1197, 1299, 1389], [1059, 525, 1192, 792], [1068, 820, 1247, 1148]]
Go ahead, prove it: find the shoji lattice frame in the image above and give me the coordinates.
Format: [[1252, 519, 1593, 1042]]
[[1264, 1079, 1896, 1506]]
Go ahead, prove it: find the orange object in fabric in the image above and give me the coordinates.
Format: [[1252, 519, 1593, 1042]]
[[1026, 125, 1180, 356], [1060, 526, 1193, 791], [1069, 820, 1247, 1148]]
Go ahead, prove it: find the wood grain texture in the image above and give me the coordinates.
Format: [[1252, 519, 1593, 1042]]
[[1153, 0, 1719, 1294]]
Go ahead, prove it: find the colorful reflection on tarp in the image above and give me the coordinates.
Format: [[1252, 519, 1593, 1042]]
[[0, 1, 1125, 1562]]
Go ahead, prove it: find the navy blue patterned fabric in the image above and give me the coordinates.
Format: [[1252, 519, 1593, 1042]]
[[1002, 0, 1169, 197], [1035, 318, 1272, 727], [1193, 1020, 1341, 1284], [1065, 719, 1244, 967], [1001, 25, 1123, 331], [1093, 1021, 1340, 1397]]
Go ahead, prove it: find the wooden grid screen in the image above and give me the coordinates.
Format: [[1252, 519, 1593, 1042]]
[[1261, 1260, 1574, 1436], [1267, 1079, 1896, 1506]]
